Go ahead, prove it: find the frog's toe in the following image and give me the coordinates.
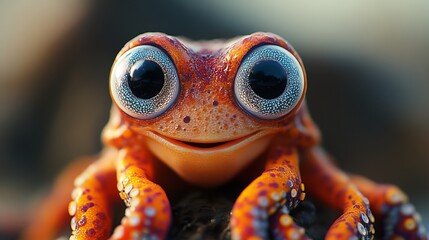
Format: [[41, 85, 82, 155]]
[[111, 150, 172, 240], [231, 205, 309, 240], [324, 196, 375, 240], [381, 203, 427, 240], [270, 206, 310, 240], [350, 176, 428, 239], [230, 180, 309, 239]]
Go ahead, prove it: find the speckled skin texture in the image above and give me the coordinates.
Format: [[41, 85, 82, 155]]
[[22, 33, 427, 240]]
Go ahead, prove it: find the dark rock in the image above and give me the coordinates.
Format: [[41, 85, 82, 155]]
[[167, 190, 332, 240]]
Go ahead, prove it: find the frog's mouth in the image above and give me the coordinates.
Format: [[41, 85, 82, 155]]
[[142, 130, 273, 153], [180, 141, 228, 148], [140, 129, 277, 187]]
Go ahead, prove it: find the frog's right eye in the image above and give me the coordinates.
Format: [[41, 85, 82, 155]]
[[110, 45, 180, 120]]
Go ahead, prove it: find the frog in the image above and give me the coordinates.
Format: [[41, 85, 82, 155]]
[[22, 32, 427, 240]]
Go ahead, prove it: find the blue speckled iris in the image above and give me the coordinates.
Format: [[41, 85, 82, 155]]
[[234, 45, 304, 119], [110, 45, 179, 119]]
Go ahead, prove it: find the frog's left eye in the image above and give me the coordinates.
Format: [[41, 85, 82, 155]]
[[110, 45, 179, 119], [234, 45, 305, 119]]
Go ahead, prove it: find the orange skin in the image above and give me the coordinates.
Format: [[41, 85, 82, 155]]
[[22, 33, 427, 240]]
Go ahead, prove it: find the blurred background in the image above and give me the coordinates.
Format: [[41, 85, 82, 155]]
[[1, 1, 428, 239]]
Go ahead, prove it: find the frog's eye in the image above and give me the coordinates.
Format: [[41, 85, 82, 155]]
[[110, 45, 179, 119], [234, 45, 305, 119]]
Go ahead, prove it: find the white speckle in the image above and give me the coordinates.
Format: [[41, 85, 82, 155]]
[[117, 182, 124, 191], [125, 184, 134, 194], [291, 189, 297, 198], [414, 213, 422, 222], [70, 217, 77, 231], [123, 177, 130, 185], [68, 201, 77, 216], [145, 206, 156, 217], [369, 213, 375, 223], [400, 204, 415, 216], [281, 191, 287, 198], [281, 205, 290, 214], [252, 219, 263, 230], [356, 191, 363, 197], [271, 192, 280, 201], [258, 196, 269, 208], [131, 198, 141, 208], [71, 188, 81, 200], [388, 192, 405, 204], [112, 226, 124, 238], [280, 214, 292, 226], [130, 188, 139, 198], [69, 235, 76, 240], [357, 222, 367, 236], [289, 230, 300, 240], [287, 180, 294, 188], [251, 207, 261, 217], [74, 175, 85, 186], [129, 215, 141, 226], [125, 208, 132, 217], [362, 197, 370, 205], [361, 212, 369, 223]]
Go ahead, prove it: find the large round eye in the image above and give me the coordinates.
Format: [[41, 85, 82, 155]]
[[234, 45, 305, 119], [110, 45, 179, 119]]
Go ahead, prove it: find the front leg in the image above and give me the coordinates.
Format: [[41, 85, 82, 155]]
[[351, 175, 428, 239], [110, 147, 171, 240], [231, 144, 308, 240], [22, 156, 95, 240], [70, 149, 118, 240], [301, 147, 375, 240]]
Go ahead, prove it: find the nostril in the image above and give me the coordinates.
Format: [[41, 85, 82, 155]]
[[183, 116, 191, 123]]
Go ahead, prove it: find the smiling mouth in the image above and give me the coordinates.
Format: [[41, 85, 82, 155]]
[[180, 141, 229, 148], [140, 129, 273, 153], [140, 129, 277, 186]]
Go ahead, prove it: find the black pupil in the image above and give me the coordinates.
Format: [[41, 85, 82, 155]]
[[128, 60, 165, 99], [249, 60, 288, 99]]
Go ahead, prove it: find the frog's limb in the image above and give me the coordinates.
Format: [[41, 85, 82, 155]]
[[110, 147, 171, 240], [301, 147, 375, 240], [231, 145, 309, 240], [21, 156, 95, 240], [68, 149, 118, 240], [351, 175, 428, 240], [269, 205, 309, 240]]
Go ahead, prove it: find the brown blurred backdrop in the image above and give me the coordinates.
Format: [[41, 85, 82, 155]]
[[0, 1, 428, 239]]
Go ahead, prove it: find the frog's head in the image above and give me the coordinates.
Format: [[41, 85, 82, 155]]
[[103, 32, 318, 186]]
